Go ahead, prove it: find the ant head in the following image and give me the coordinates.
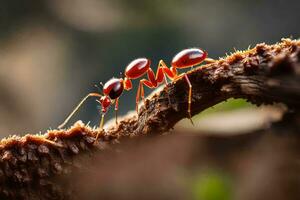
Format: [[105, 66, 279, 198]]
[[103, 78, 124, 99], [99, 96, 111, 113]]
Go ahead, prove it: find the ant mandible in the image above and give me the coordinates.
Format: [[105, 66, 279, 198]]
[[58, 48, 214, 140]]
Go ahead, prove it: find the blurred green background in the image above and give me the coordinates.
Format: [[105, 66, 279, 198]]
[[190, 169, 232, 200], [0, 0, 298, 135]]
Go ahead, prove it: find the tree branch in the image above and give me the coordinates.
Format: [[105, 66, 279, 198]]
[[0, 38, 299, 199]]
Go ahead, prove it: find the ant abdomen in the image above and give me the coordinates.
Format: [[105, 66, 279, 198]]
[[172, 48, 207, 68]]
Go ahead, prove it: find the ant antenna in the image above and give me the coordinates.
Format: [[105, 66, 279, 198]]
[[58, 93, 102, 129], [96, 99, 101, 105]]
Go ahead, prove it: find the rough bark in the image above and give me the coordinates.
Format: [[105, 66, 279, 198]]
[[0, 38, 299, 199]]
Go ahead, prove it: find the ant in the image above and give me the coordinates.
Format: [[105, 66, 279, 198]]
[[58, 48, 214, 141]]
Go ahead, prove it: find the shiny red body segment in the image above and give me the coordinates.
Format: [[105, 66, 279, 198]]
[[124, 77, 132, 90], [103, 77, 124, 99], [125, 58, 151, 79], [171, 48, 207, 68]]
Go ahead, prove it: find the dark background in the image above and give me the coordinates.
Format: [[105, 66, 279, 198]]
[[0, 0, 299, 135]]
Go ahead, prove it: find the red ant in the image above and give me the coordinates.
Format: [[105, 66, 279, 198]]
[[58, 48, 214, 140]]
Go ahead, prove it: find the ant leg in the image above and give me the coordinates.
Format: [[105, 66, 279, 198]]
[[99, 113, 105, 130], [183, 74, 194, 125], [163, 73, 169, 85], [158, 60, 177, 105], [158, 60, 195, 124], [136, 82, 141, 113], [58, 93, 102, 129], [135, 67, 161, 115], [158, 60, 177, 80], [115, 98, 119, 124], [141, 82, 145, 103], [138, 79, 154, 108], [161, 71, 172, 106], [94, 113, 105, 143]]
